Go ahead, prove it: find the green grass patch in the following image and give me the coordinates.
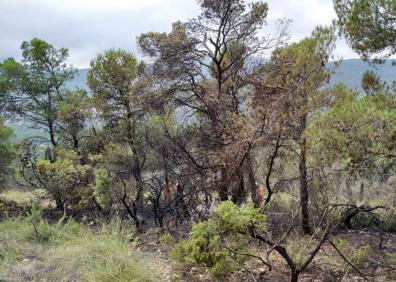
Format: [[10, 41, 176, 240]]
[[0, 215, 163, 281]]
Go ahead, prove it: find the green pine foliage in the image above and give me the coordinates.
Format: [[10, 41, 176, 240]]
[[0, 118, 14, 187], [94, 169, 111, 209], [308, 86, 396, 171], [171, 201, 265, 276]]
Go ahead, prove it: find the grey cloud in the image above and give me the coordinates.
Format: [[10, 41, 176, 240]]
[[0, 0, 357, 67]]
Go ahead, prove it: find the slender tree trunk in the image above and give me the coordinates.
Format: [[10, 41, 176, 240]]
[[231, 168, 246, 205], [290, 270, 299, 282], [299, 134, 312, 235], [359, 181, 365, 202], [132, 155, 144, 227], [246, 153, 258, 206], [214, 72, 233, 202], [73, 135, 79, 152], [47, 91, 57, 149], [207, 104, 229, 202], [48, 119, 57, 149], [218, 167, 229, 201], [124, 109, 145, 230]]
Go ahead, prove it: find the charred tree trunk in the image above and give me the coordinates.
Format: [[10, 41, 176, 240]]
[[246, 153, 259, 206], [47, 92, 58, 150], [218, 167, 229, 201], [72, 135, 79, 152], [264, 133, 282, 206], [207, 104, 229, 202], [299, 132, 312, 235], [231, 169, 246, 205], [131, 161, 145, 230], [290, 270, 299, 282], [47, 119, 57, 162], [341, 204, 385, 229], [124, 108, 145, 230]]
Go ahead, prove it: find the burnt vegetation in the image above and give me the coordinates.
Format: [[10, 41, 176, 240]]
[[0, 0, 396, 281]]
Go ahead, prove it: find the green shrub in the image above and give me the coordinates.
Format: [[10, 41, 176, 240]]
[[333, 237, 371, 269], [94, 169, 111, 209], [159, 232, 174, 246], [380, 207, 396, 232], [0, 118, 15, 186], [285, 236, 312, 268], [35, 148, 95, 209], [386, 252, 396, 265], [213, 200, 266, 233], [348, 207, 396, 232], [350, 245, 371, 268], [171, 201, 266, 276], [333, 237, 348, 250], [384, 252, 396, 279], [0, 197, 32, 219], [351, 212, 381, 229]]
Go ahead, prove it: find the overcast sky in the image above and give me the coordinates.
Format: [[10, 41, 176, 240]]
[[0, 0, 358, 68]]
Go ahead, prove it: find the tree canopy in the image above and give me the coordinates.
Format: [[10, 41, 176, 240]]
[[334, 0, 396, 60]]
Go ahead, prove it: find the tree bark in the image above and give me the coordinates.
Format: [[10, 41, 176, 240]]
[[231, 169, 246, 205], [218, 167, 229, 201], [299, 135, 312, 235], [72, 135, 79, 152], [290, 270, 299, 282], [48, 119, 57, 149], [246, 153, 259, 206]]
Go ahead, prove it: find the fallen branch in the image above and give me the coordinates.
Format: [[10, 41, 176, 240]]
[[225, 246, 272, 271], [328, 239, 368, 281]]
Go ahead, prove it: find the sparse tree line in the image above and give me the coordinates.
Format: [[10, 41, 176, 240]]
[[0, 0, 395, 281]]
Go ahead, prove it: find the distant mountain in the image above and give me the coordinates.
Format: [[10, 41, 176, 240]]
[[1, 58, 394, 92], [66, 68, 89, 90], [329, 59, 396, 91], [68, 59, 395, 93]]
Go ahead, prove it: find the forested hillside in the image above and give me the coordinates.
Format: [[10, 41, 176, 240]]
[[9, 59, 395, 141]]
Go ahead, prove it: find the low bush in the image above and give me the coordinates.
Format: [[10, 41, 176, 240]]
[[333, 238, 372, 269], [159, 232, 174, 246], [94, 168, 111, 209], [35, 148, 95, 210], [380, 207, 396, 232], [285, 236, 313, 268], [348, 206, 396, 232], [0, 198, 32, 219], [171, 201, 266, 276], [350, 212, 381, 229], [350, 244, 371, 268]]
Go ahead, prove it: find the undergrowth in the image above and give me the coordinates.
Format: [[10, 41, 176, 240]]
[[171, 201, 266, 276], [0, 211, 162, 281]]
